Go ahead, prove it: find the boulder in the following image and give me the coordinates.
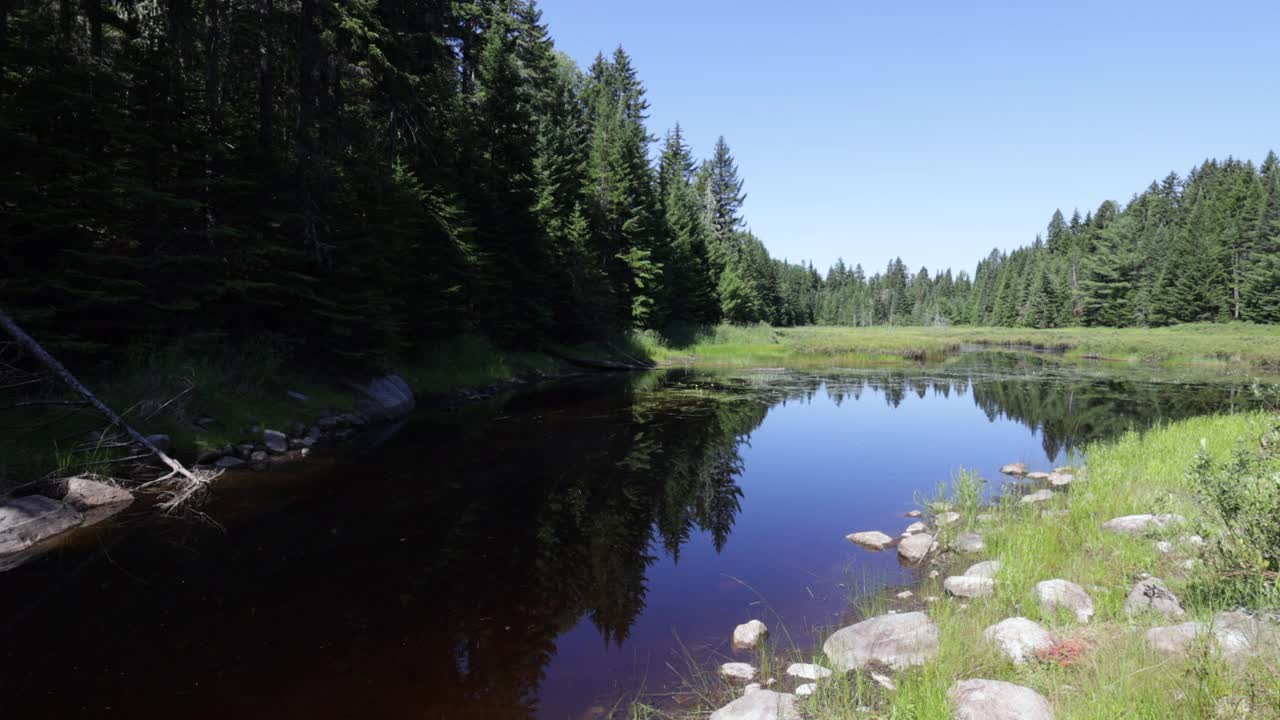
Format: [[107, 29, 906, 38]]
[[1000, 462, 1028, 476], [1101, 513, 1186, 534], [1124, 578, 1184, 617], [62, 477, 134, 526], [733, 619, 769, 650], [0, 496, 83, 557], [936, 511, 961, 526], [784, 663, 832, 681], [1033, 579, 1094, 622], [823, 611, 940, 671], [953, 532, 985, 553], [1026, 471, 1050, 482], [903, 521, 928, 535], [709, 690, 800, 720], [983, 618, 1054, 664], [721, 663, 757, 681], [948, 679, 1054, 720], [352, 374, 416, 422], [847, 530, 895, 551], [794, 683, 815, 697], [263, 429, 288, 454], [1146, 621, 1206, 656], [897, 533, 934, 564], [964, 560, 1002, 579], [1020, 489, 1055, 504], [743, 683, 762, 696], [944, 575, 994, 598], [1212, 610, 1280, 663], [1048, 471, 1074, 487]]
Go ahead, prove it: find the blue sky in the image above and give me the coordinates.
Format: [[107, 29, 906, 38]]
[[538, 0, 1280, 276]]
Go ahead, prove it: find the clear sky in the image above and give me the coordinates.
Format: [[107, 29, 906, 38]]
[[538, 0, 1280, 276]]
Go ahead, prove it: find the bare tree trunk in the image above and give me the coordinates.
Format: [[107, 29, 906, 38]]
[[0, 309, 209, 505]]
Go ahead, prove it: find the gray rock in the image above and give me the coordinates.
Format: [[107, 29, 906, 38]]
[[847, 530, 895, 551], [0, 496, 83, 557], [944, 575, 994, 598], [936, 511, 961, 526], [1020, 489, 1055, 504], [1033, 579, 1094, 622], [62, 477, 134, 526], [794, 683, 815, 697], [215, 456, 247, 469], [897, 590, 914, 599], [870, 671, 897, 691], [785, 663, 832, 681], [1212, 610, 1280, 663], [144, 434, 171, 453], [823, 611, 940, 671], [733, 620, 769, 650], [905, 509, 924, 518], [1125, 578, 1184, 617], [1146, 621, 1206, 656], [287, 390, 309, 402], [948, 679, 1054, 720], [1048, 471, 1074, 486], [1101, 513, 1186, 534], [353, 374, 416, 422], [1025, 471, 1051, 481], [897, 533, 934, 564], [720, 662, 757, 681], [709, 690, 800, 720], [953, 532, 985, 553], [742, 683, 762, 696], [263, 429, 288, 454], [250, 450, 268, 463], [904, 521, 928, 535], [1000, 462, 1028, 476], [983, 618, 1054, 664], [964, 560, 1002, 579]]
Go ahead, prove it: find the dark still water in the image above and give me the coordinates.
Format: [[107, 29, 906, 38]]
[[0, 355, 1262, 719]]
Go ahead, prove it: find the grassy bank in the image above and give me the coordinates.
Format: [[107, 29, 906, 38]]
[[640, 323, 1280, 369], [642, 411, 1280, 719]]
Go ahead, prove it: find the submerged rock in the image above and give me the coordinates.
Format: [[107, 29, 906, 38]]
[[823, 611, 940, 671], [0, 496, 83, 558], [720, 662, 757, 681], [903, 521, 928, 535], [897, 533, 934, 564], [847, 530, 895, 551], [709, 690, 800, 720], [964, 560, 1002, 579], [953, 532, 985, 553], [784, 663, 832, 681], [948, 679, 1054, 720], [904, 510, 924, 518], [983, 618, 1054, 664], [1033, 579, 1094, 622], [1000, 462, 1028, 476], [1125, 578, 1184, 617], [733, 620, 769, 650], [1101, 513, 1186, 534], [62, 477, 134, 526], [1020, 489, 1055, 504], [944, 576, 994, 598]]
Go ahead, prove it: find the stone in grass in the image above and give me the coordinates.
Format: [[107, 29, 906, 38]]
[[1101, 513, 1186, 535], [1048, 471, 1074, 486], [1041, 509, 1069, 519], [964, 560, 1002, 579], [1020, 489, 1055, 504], [823, 611, 940, 672], [794, 683, 816, 697], [903, 521, 928, 535], [944, 575, 994, 598], [784, 663, 832, 681], [847, 530, 895, 551], [1000, 462, 1028, 476], [897, 533, 934, 565], [734, 619, 769, 650], [1154, 540, 1174, 554], [983, 617, 1055, 664], [936, 511, 961, 526], [743, 683, 762, 696], [1025, 471, 1051, 481], [976, 513, 997, 523], [1147, 611, 1280, 664], [953, 532, 985, 553], [720, 662, 757, 681], [709, 690, 801, 720], [1124, 577, 1184, 617], [948, 679, 1054, 720], [897, 590, 914, 600], [1033, 579, 1094, 622]]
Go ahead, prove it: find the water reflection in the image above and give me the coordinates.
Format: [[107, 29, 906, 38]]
[[0, 355, 1263, 719]]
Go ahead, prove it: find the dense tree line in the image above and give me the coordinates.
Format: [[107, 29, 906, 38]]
[[0, 0, 799, 362]]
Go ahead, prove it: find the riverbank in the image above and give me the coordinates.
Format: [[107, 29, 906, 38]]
[[645, 410, 1279, 719], [640, 323, 1280, 369]]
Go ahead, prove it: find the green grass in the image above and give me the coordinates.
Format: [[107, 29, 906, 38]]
[[642, 323, 1280, 369]]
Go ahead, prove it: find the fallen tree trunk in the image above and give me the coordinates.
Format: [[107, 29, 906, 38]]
[[548, 349, 653, 372], [0, 309, 210, 507]]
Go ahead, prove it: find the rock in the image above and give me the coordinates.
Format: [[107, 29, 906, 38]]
[[144, 434, 171, 453], [897, 590, 914, 600], [1000, 462, 1028, 476], [288, 439, 304, 450], [1146, 621, 1206, 656], [0, 496, 83, 557], [299, 435, 318, 448], [1048, 471, 1074, 486], [823, 611, 940, 671], [287, 390, 309, 402], [1125, 578, 1184, 617], [1033, 579, 1094, 622], [948, 679, 1054, 720], [709, 690, 800, 720], [928, 570, 940, 578], [784, 663, 832, 681], [215, 456, 247, 469], [897, 533, 934, 564], [944, 576, 994, 598], [904, 521, 928, 535], [743, 683, 762, 696], [734, 620, 769, 650], [1021, 489, 1055, 504], [1184, 534, 1206, 548], [870, 672, 897, 691], [721, 663, 757, 681], [250, 450, 268, 463], [1101, 513, 1186, 534], [1212, 610, 1280, 663], [936, 511, 961, 526], [794, 683, 815, 697], [976, 513, 997, 523], [905, 510, 924, 518], [953, 532, 985, 553], [1154, 540, 1174, 554], [62, 477, 134, 526], [847, 530, 895, 551], [263, 429, 288, 454], [236, 443, 255, 458], [352, 374, 416, 422], [964, 560, 1002, 579], [925, 595, 940, 603], [983, 618, 1054, 664], [1026, 471, 1050, 481], [195, 447, 227, 464]]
